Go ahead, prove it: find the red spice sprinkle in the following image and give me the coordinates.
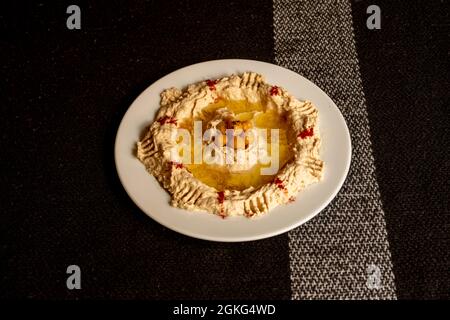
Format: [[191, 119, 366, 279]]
[[244, 210, 256, 218], [288, 196, 296, 203], [157, 116, 177, 125], [217, 191, 226, 218], [168, 161, 184, 169], [269, 85, 280, 96], [274, 177, 286, 190], [297, 127, 314, 139], [206, 79, 218, 91], [217, 191, 225, 204]]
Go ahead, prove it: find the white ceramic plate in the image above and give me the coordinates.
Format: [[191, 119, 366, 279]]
[[115, 59, 351, 242]]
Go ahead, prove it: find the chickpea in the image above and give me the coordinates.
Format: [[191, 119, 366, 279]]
[[217, 121, 227, 135], [242, 120, 252, 131]]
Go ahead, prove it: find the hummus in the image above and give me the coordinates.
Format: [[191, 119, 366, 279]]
[[137, 72, 323, 218]]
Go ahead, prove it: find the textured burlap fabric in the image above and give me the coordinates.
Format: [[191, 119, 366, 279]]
[[274, 0, 396, 299]]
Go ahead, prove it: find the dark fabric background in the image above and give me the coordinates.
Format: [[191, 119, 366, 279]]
[[352, 0, 449, 299], [1, 0, 291, 299], [1, 0, 448, 299]]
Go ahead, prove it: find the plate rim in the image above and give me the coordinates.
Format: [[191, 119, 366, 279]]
[[114, 58, 352, 242]]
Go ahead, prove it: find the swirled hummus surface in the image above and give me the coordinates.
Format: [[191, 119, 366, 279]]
[[137, 72, 323, 218]]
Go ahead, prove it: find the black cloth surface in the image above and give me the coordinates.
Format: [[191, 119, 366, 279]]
[[1, 0, 448, 299], [352, 0, 449, 299]]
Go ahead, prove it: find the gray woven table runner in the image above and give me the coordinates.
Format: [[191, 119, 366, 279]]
[[273, 0, 397, 299]]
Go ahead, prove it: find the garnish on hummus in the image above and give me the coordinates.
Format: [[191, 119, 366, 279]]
[[137, 72, 323, 218]]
